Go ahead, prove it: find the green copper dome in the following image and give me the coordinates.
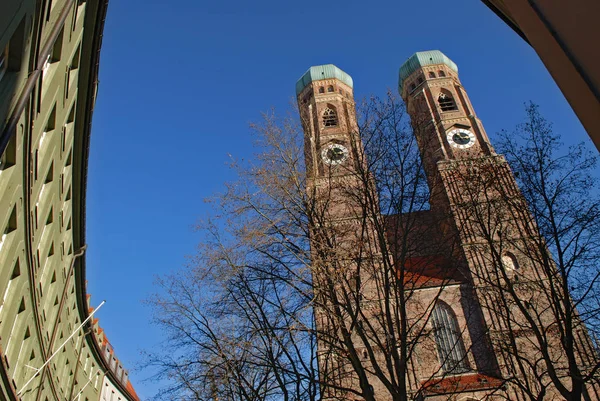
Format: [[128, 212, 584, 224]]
[[295, 64, 353, 95], [398, 50, 458, 87]]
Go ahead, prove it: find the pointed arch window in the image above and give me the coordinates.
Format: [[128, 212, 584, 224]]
[[323, 107, 338, 127], [438, 91, 457, 112], [431, 302, 470, 374], [502, 253, 519, 271]]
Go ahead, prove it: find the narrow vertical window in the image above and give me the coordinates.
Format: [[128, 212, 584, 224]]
[[1, 205, 17, 250], [51, 28, 63, 62], [431, 302, 470, 373], [5, 205, 17, 234], [438, 70, 446, 77], [46, 0, 54, 21], [0, 45, 7, 83], [1, 134, 16, 170], [428, 71, 436, 78], [1, 18, 26, 82]]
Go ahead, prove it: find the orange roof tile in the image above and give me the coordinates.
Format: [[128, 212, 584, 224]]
[[421, 373, 503, 395], [125, 381, 141, 401], [398, 256, 465, 289]]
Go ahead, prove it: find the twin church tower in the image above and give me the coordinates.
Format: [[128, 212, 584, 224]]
[[294, 51, 597, 401]]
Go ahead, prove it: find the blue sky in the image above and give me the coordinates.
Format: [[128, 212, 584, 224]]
[[84, 0, 591, 399]]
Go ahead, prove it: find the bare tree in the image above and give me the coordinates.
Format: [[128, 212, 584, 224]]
[[453, 103, 600, 401], [146, 94, 479, 401]]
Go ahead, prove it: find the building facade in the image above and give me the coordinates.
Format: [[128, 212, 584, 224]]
[[482, 0, 600, 150], [296, 51, 598, 400], [0, 1, 138, 400]]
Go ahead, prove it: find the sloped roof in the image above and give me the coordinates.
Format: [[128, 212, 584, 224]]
[[421, 373, 503, 395], [398, 50, 458, 87], [295, 64, 353, 95]]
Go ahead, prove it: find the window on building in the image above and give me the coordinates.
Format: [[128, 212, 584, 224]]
[[0, 134, 17, 170], [322, 107, 338, 127], [431, 302, 470, 374], [0, 259, 20, 317], [45, 104, 57, 133], [51, 28, 63, 62], [0, 45, 7, 83], [0, 18, 26, 84], [67, 103, 75, 124], [502, 253, 519, 271], [46, 0, 54, 21], [66, 45, 81, 97], [70, 44, 80, 70], [318, 86, 324, 94], [34, 150, 38, 181], [11, 259, 20, 279], [428, 72, 436, 78], [438, 70, 446, 77], [74, 1, 86, 29], [45, 163, 53, 184], [5, 205, 17, 235], [18, 297, 25, 313], [1, 205, 17, 250], [46, 207, 53, 225], [438, 90, 457, 112], [327, 85, 334, 92]]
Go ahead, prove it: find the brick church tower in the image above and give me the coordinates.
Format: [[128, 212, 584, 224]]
[[296, 52, 599, 401], [399, 51, 599, 401]]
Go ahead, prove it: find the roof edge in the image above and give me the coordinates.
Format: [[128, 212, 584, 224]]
[[295, 64, 353, 95]]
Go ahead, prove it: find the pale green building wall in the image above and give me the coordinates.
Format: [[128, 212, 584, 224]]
[[0, 1, 137, 401]]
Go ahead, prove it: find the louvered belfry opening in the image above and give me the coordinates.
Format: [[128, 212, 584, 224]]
[[438, 91, 458, 112], [323, 107, 338, 127]]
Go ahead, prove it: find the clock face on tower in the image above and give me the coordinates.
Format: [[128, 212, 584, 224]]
[[321, 143, 349, 165], [447, 128, 476, 149]]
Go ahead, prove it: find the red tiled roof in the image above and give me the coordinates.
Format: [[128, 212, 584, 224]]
[[421, 373, 503, 395], [88, 300, 140, 401], [399, 256, 465, 288], [125, 381, 141, 401]]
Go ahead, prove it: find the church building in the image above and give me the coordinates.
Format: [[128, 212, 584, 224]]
[[295, 51, 598, 401]]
